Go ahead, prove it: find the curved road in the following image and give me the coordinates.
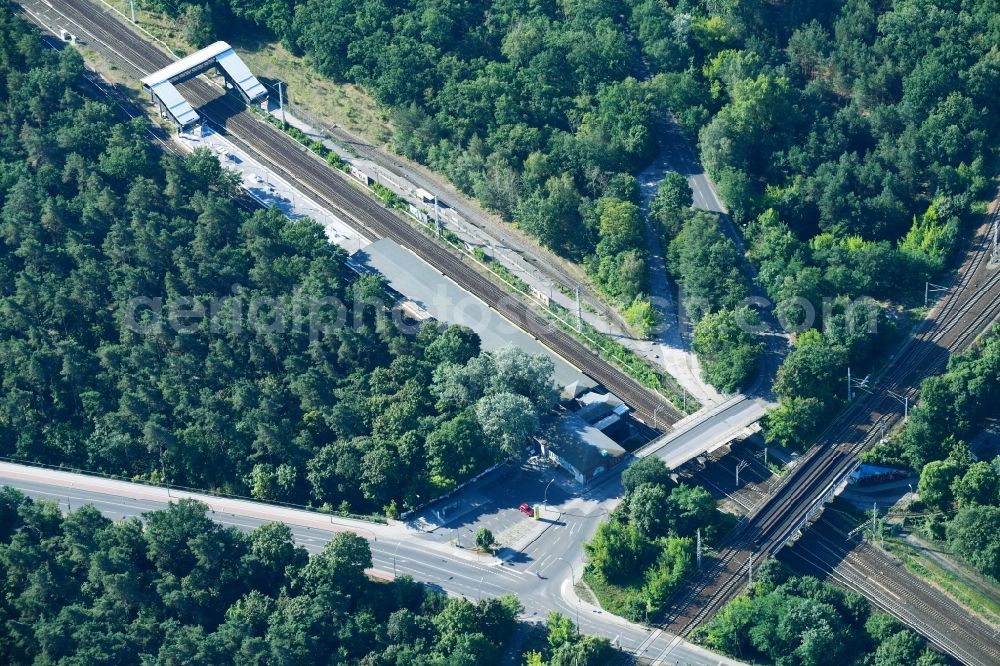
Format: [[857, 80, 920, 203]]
[[0, 461, 746, 666]]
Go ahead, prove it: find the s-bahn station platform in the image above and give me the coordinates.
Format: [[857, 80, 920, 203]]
[[355, 238, 596, 392]]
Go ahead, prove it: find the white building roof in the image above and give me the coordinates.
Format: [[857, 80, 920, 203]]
[[141, 41, 231, 87], [215, 49, 267, 101], [141, 41, 267, 108]]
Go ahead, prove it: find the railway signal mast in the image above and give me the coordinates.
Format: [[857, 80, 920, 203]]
[[871, 502, 885, 548]]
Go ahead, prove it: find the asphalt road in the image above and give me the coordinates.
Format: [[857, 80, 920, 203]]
[[0, 462, 747, 666], [656, 118, 727, 216]]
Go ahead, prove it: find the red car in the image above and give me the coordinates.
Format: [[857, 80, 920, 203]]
[[519, 503, 534, 517]]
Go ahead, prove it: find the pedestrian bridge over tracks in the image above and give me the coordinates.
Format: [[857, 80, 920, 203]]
[[140, 40, 267, 130]]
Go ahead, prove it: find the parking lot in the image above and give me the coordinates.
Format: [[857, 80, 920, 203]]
[[413, 460, 574, 549]]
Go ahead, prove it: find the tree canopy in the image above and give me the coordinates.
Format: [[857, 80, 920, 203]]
[[862, 328, 1000, 582], [699, 563, 946, 666], [0, 490, 526, 665], [583, 461, 724, 621], [135, 0, 999, 408], [0, 10, 554, 517]]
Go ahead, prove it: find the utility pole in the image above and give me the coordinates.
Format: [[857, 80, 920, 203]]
[[434, 195, 441, 238], [747, 553, 753, 589], [736, 459, 749, 487], [763, 447, 768, 468], [888, 390, 909, 419], [925, 281, 947, 307], [872, 501, 878, 544], [847, 366, 853, 401], [129, 0, 136, 23], [277, 81, 286, 128], [993, 214, 999, 263], [696, 528, 702, 570], [575, 284, 583, 331]]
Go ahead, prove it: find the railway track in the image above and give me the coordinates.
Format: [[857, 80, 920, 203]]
[[20, 4, 1000, 661], [781, 517, 1000, 666], [31, 0, 683, 427], [662, 206, 1000, 639], [317, 117, 638, 337]]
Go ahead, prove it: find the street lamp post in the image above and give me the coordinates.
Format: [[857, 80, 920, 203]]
[[543, 478, 555, 509], [392, 540, 403, 578], [557, 557, 580, 632]]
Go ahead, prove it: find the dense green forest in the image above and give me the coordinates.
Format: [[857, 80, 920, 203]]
[[0, 490, 612, 665], [153, 0, 679, 311], [697, 561, 947, 666], [864, 327, 1000, 582], [582, 456, 728, 620], [0, 8, 556, 516], [142, 0, 999, 409]]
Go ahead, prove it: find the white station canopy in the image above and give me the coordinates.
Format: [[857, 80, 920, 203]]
[[146, 81, 200, 126], [141, 41, 267, 127]]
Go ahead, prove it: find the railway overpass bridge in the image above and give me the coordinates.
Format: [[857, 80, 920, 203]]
[[636, 395, 771, 471]]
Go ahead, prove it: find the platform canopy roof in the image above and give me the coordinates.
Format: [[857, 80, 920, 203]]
[[146, 81, 199, 126], [141, 41, 267, 126]]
